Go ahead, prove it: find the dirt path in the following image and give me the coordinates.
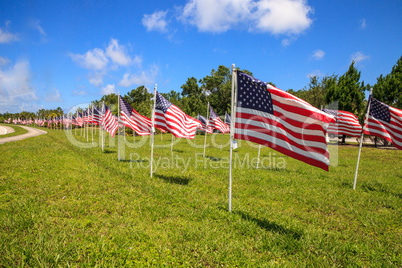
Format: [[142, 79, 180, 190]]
[[0, 126, 15, 135], [0, 126, 47, 144]]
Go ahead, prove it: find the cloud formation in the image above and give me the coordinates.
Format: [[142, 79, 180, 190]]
[[351, 52, 370, 63], [142, 11, 169, 32], [177, 0, 313, 35], [0, 60, 38, 113], [119, 65, 159, 87], [0, 21, 19, 43], [101, 84, 116, 95], [311, 49, 325, 60]]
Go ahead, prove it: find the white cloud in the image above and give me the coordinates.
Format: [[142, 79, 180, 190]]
[[44, 89, 63, 103], [142, 10, 169, 32], [69, 48, 109, 70], [178, 0, 313, 35], [0, 22, 19, 43], [0, 60, 38, 113], [311, 49, 325, 60], [360, 19, 367, 29], [106, 39, 132, 66], [119, 65, 159, 87], [31, 19, 47, 43], [0, 56, 10, 66], [88, 72, 105, 87], [351, 52, 370, 63], [101, 84, 116, 95], [254, 0, 312, 34]]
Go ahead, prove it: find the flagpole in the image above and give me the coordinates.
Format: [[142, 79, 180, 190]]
[[229, 64, 236, 212], [118, 92, 120, 161], [171, 133, 174, 152], [256, 145, 261, 169], [87, 106, 89, 142], [203, 102, 209, 158], [91, 104, 94, 145], [221, 113, 226, 150], [102, 101, 104, 151], [150, 84, 157, 177], [353, 88, 373, 190]]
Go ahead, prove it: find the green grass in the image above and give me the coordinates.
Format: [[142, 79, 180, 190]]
[[0, 123, 29, 138], [0, 127, 401, 267]]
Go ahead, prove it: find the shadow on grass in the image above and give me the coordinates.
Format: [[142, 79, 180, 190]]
[[205, 155, 223, 161], [361, 181, 402, 199], [235, 211, 303, 240], [154, 174, 191, 185], [102, 150, 116, 154]]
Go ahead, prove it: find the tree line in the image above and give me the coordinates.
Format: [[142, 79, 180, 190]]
[[1, 56, 401, 128]]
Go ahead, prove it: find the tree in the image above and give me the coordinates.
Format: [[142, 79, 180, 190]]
[[180, 77, 207, 117], [325, 61, 366, 143], [373, 56, 402, 109], [124, 86, 153, 118]]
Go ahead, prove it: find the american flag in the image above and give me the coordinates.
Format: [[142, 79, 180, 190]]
[[323, 109, 362, 137], [154, 92, 201, 139], [101, 103, 118, 137], [363, 96, 402, 150], [119, 95, 154, 136], [92, 105, 102, 126], [197, 114, 213, 133], [77, 112, 84, 126], [83, 110, 88, 123], [209, 106, 229, 133], [234, 71, 335, 171], [225, 112, 231, 125], [88, 107, 93, 123]]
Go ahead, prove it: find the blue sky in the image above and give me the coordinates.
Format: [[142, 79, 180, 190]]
[[0, 0, 401, 114]]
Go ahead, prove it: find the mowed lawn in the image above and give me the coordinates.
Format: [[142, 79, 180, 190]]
[[0, 127, 401, 267]]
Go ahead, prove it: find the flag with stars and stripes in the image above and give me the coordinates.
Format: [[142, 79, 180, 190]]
[[363, 96, 402, 149], [154, 92, 201, 139], [119, 95, 155, 136], [197, 114, 213, 133], [225, 112, 231, 125], [209, 106, 229, 133], [234, 71, 335, 171], [101, 103, 118, 138], [92, 105, 102, 126], [77, 112, 84, 126], [83, 110, 88, 123], [323, 109, 362, 137]]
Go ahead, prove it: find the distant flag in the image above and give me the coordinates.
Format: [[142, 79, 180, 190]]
[[363, 96, 402, 149], [323, 109, 362, 137], [92, 105, 102, 126], [77, 112, 84, 126], [197, 114, 213, 133], [119, 95, 153, 136], [154, 92, 201, 139], [225, 112, 231, 125], [209, 106, 228, 133], [234, 71, 335, 171], [101, 103, 118, 138], [83, 110, 88, 123]]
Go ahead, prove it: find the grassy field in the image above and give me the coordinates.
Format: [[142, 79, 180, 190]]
[[0, 123, 28, 138], [0, 127, 401, 267]]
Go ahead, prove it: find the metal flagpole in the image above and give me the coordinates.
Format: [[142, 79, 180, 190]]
[[221, 113, 226, 150], [91, 104, 94, 145], [102, 101, 104, 151], [87, 106, 89, 142], [75, 111, 77, 135], [353, 88, 373, 190], [229, 64, 236, 212], [118, 92, 120, 161], [150, 84, 157, 177], [256, 145, 261, 169], [203, 102, 210, 158], [171, 134, 174, 152]]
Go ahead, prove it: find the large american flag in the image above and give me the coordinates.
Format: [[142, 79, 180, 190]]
[[101, 103, 118, 137], [76, 112, 84, 126], [323, 109, 362, 137], [119, 95, 153, 136], [234, 71, 335, 171], [197, 114, 213, 133], [209, 106, 229, 133], [363, 96, 402, 150], [154, 92, 201, 139], [92, 105, 102, 126]]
